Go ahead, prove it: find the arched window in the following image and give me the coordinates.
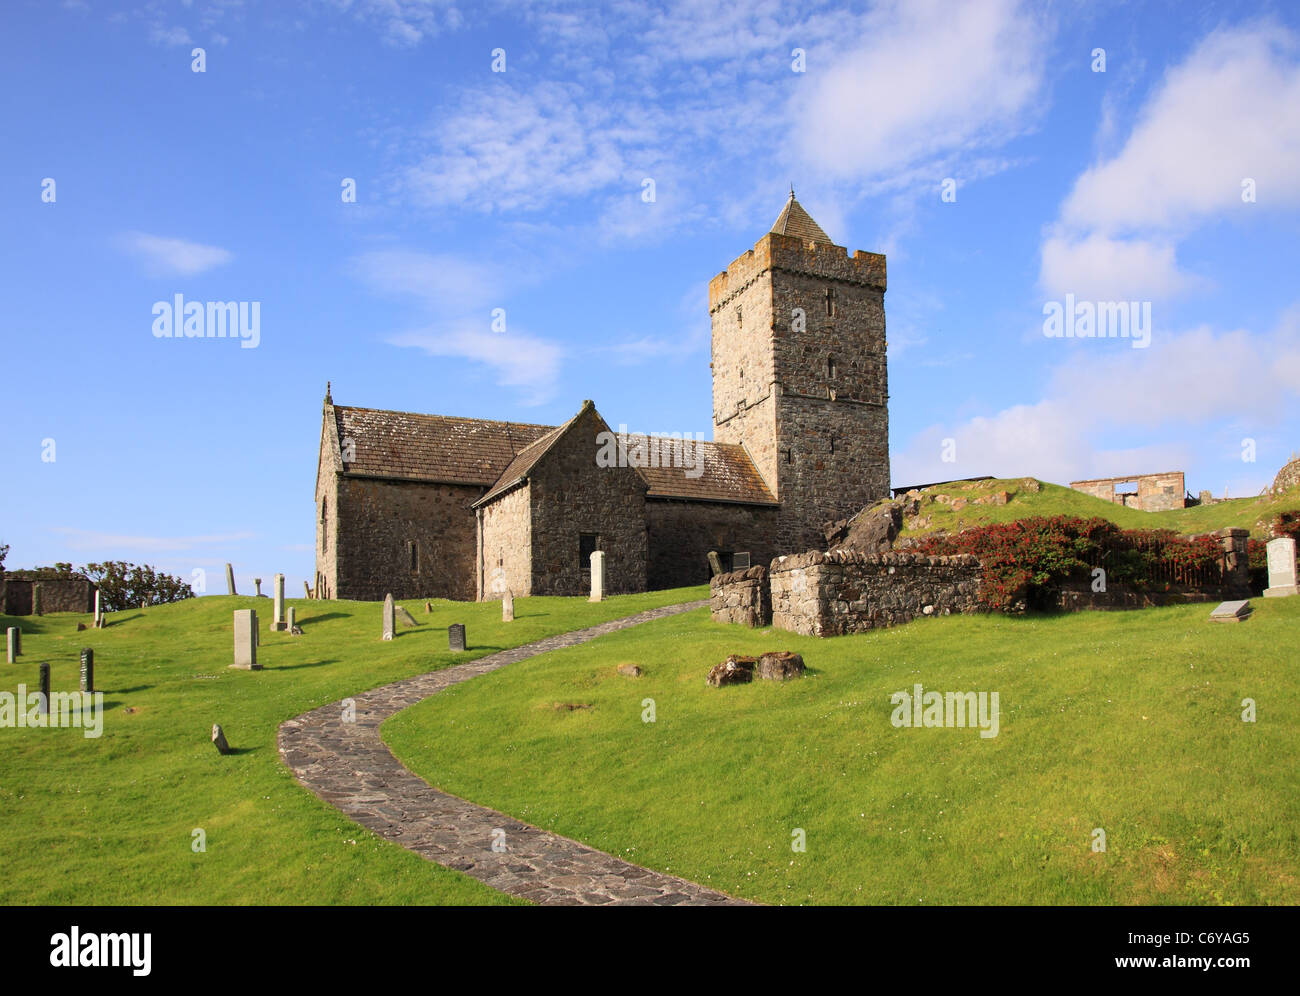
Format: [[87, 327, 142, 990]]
[[827, 356, 837, 380]]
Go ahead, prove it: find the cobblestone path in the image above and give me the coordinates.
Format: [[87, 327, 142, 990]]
[[278, 600, 752, 905]]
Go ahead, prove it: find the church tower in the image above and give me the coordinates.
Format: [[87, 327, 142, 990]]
[[709, 192, 890, 553]]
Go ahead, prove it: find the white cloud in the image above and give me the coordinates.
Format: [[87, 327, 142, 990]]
[[893, 308, 1300, 487], [388, 325, 563, 406], [148, 25, 193, 47], [119, 232, 233, 276], [350, 250, 498, 308], [1042, 22, 1300, 300], [788, 0, 1048, 182]]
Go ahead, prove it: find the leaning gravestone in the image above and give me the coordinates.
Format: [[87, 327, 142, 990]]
[[707, 551, 723, 577], [589, 550, 606, 602], [303, 581, 311, 599], [231, 609, 260, 670], [502, 589, 514, 622], [395, 605, 418, 628], [38, 662, 50, 716], [448, 624, 466, 651], [382, 594, 395, 641], [226, 563, 237, 596], [79, 648, 95, 692], [1264, 537, 1298, 597], [212, 724, 232, 755], [6, 627, 18, 663], [272, 574, 287, 631]]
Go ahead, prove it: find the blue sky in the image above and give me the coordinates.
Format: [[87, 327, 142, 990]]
[[2, 0, 1298, 595]]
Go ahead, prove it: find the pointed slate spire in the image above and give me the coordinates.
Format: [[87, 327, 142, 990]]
[[770, 190, 833, 245]]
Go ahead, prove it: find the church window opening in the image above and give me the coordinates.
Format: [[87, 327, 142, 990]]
[[579, 533, 599, 570]]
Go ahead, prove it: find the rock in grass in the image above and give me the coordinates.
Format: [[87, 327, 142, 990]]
[[707, 655, 756, 687], [212, 724, 232, 755], [618, 663, 642, 678], [756, 651, 805, 681]]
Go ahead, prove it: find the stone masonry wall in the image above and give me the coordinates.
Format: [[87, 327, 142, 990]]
[[709, 565, 771, 627], [769, 550, 982, 637], [335, 477, 481, 602], [1070, 471, 1185, 511], [646, 498, 779, 590], [1, 576, 96, 615], [528, 406, 648, 597], [480, 484, 532, 598]]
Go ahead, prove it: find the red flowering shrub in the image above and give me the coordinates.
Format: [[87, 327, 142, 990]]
[[912, 516, 1227, 610]]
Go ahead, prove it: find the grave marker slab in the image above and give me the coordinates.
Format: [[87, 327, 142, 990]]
[[225, 563, 236, 596], [1264, 537, 1298, 597], [254, 578, 263, 598], [589, 550, 606, 602], [79, 648, 95, 692], [395, 605, 418, 628], [212, 724, 232, 755], [38, 662, 50, 715], [93, 589, 103, 628], [707, 551, 723, 577], [272, 573, 287, 631], [6, 627, 18, 663], [448, 624, 466, 651], [1209, 600, 1252, 623], [382, 594, 395, 641], [231, 609, 260, 670], [502, 589, 514, 622]]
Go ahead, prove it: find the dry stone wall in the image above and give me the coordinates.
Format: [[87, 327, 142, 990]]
[[708, 565, 770, 627]]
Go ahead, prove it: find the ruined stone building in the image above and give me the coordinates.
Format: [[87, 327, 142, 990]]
[[314, 193, 891, 601], [1070, 472, 1187, 511]]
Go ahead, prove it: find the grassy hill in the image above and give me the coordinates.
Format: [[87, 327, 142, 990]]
[[0, 586, 706, 905], [386, 596, 1300, 905], [888, 477, 1300, 539]]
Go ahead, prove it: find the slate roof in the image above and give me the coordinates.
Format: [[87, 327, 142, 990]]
[[330, 404, 776, 506], [332, 406, 554, 486], [770, 193, 834, 245]]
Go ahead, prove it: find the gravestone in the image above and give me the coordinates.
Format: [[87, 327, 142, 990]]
[[212, 724, 232, 755], [93, 589, 103, 628], [589, 550, 606, 602], [6, 627, 18, 663], [425, 602, 433, 613], [286, 606, 296, 633], [231, 609, 260, 670], [448, 624, 466, 651], [502, 589, 515, 622], [32, 584, 43, 617], [303, 581, 311, 599], [79, 648, 95, 692], [1209, 600, 1252, 623], [395, 606, 418, 628], [225, 563, 236, 596], [254, 578, 263, 598], [38, 662, 50, 715], [382, 594, 395, 641], [272, 574, 287, 631], [1264, 537, 1298, 597], [707, 551, 723, 577]]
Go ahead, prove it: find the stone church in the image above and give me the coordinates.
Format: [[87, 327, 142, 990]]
[[314, 193, 891, 602]]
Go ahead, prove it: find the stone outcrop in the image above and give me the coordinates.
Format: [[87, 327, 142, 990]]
[[755, 651, 805, 680], [706, 655, 756, 687]]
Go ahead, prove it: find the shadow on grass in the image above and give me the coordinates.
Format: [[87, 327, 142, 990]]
[[299, 613, 350, 625], [273, 659, 336, 671]]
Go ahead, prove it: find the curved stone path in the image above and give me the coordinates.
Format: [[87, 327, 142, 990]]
[[278, 600, 752, 906]]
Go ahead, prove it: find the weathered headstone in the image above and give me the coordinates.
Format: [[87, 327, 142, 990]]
[[1264, 537, 1298, 597], [93, 589, 103, 628], [617, 663, 642, 678], [502, 589, 515, 622], [382, 593, 395, 641], [1209, 600, 1252, 623], [32, 583, 43, 617], [395, 605, 418, 628], [212, 724, 232, 755], [286, 606, 296, 632], [425, 601, 433, 613], [6, 627, 18, 663], [448, 623, 466, 651], [272, 573, 287, 631], [707, 550, 723, 577], [38, 661, 50, 715], [589, 550, 606, 602], [225, 563, 237, 596], [231, 609, 260, 669], [303, 581, 312, 599], [254, 578, 263, 598], [79, 647, 95, 692]]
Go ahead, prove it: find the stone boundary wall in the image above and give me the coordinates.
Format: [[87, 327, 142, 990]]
[[1051, 583, 1236, 611], [1, 576, 96, 615], [709, 565, 770, 627], [768, 550, 983, 637]]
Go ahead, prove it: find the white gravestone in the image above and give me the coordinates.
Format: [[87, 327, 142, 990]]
[[1264, 537, 1298, 597], [382, 593, 395, 641], [272, 573, 287, 631], [589, 550, 606, 602], [231, 609, 260, 670]]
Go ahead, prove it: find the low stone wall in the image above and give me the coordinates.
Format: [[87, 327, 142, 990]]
[[1, 576, 96, 615], [709, 565, 770, 627], [1049, 582, 1235, 611], [769, 550, 983, 637]]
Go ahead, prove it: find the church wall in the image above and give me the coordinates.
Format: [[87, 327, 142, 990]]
[[528, 406, 648, 596], [480, 484, 532, 599], [334, 476, 480, 601], [645, 498, 779, 590]]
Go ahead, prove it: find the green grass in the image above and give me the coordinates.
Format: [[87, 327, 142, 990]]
[[385, 597, 1300, 905], [893, 477, 1300, 540], [0, 586, 705, 904]]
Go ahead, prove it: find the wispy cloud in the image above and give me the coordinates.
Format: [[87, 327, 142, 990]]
[[118, 232, 233, 276], [50, 528, 256, 553]]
